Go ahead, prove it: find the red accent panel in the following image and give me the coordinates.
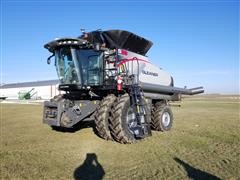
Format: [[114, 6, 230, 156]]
[[120, 49, 128, 55]]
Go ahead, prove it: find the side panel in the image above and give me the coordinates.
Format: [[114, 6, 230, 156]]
[[139, 63, 172, 86], [117, 49, 172, 86]]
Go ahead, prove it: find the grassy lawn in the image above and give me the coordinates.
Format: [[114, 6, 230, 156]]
[[1, 96, 240, 179]]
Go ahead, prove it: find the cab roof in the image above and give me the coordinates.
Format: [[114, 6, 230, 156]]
[[45, 30, 153, 55]]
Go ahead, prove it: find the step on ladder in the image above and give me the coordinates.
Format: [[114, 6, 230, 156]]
[[129, 75, 152, 139]]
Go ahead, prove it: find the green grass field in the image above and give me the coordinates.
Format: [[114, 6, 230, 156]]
[[1, 96, 240, 179]]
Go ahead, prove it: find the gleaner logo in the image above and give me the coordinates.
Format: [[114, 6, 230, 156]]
[[142, 70, 158, 77]]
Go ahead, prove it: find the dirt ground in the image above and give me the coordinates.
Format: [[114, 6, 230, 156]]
[[0, 96, 239, 179]]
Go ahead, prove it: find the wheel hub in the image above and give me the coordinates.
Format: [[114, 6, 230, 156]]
[[162, 112, 171, 127]]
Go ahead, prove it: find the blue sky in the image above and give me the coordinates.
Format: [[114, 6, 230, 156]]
[[1, 0, 239, 94]]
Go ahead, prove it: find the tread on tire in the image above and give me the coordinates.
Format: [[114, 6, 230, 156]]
[[95, 94, 116, 140], [151, 101, 173, 131]]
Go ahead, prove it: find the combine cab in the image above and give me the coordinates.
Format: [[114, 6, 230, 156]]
[[43, 29, 204, 143]]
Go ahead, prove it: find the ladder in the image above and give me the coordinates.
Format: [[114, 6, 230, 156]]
[[129, 76, 152, 138]]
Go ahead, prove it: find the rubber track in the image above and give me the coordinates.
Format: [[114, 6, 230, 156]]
[[95, 94, 116, 140]]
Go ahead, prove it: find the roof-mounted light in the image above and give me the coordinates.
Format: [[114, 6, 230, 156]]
[[44, 38, 89, 52]]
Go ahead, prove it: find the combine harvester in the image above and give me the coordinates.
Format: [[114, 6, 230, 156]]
[[18, 88, 37, 100], [43, 29, 204, 143]]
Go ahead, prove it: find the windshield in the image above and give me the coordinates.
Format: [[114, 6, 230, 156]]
[[55, 48, 80, 84], [55, 47, 103, 86]]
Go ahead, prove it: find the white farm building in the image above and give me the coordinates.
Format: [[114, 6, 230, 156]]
[[0, 80, 60, 100]]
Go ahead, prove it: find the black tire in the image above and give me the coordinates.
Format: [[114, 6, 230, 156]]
[[151, 102, 173, 131], [94, 94, 116, 140], [109, 94, 136, 143], [109, 94, 151, 144]]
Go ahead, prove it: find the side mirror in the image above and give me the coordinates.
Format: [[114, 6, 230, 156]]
[[47, 57, 51, 64], [47, 54, 55, 65]]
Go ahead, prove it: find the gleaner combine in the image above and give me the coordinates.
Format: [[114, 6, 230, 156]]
[[43, 29, 204, 143]]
